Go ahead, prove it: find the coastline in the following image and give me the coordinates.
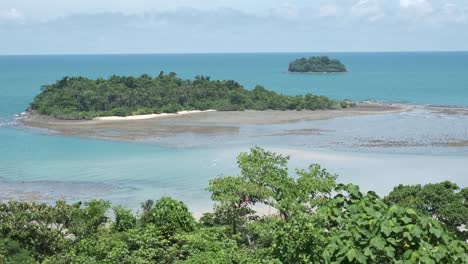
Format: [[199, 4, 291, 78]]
[[93, 109, 217, 121], [286, 71, 348, 75], [19, 103, 412, 142]]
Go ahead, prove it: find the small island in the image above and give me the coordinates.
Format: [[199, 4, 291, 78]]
[[29, 72, 353, 120], [288, 56, 347, 73]]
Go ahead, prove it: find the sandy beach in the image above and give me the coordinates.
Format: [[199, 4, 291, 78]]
[[20, 103, 412, 141], [93, 109, 217, 121]]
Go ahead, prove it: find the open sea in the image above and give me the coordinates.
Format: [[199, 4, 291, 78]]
[[1, 52, 467, 213]]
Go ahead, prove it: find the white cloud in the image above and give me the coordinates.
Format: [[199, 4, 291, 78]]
[[269, 2, 299, 19], [1, 2, 468, 54], [400, 0, 425, 8], [399, 0, 433, 13], [319, 4, 338, 17], [441, 2, 467, 23], [351, 0, 386, 22], [0, 8, 24, 21]]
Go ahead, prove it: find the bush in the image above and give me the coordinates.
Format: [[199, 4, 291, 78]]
[[0, 237, 35, 264], [142, 197, 195, 236], [113, 206, 137, 232], [160, 104, 180, 114], [110, 107, 130, 117], [133, 107, 153, 115]]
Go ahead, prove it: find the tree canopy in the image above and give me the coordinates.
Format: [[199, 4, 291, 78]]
[[29, 72, 353, 120], [1, 148, 466, 263], [288, 56, 347, 73], [384, 181, 468, 240]]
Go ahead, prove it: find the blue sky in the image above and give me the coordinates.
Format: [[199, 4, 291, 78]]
[[1, 0, 467, 54]]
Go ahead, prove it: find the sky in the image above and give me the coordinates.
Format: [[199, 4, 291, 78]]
[[1, 0, 467, 54]]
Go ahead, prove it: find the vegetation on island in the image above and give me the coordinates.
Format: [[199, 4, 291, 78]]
[[288, 56, 347, 73], [29, 72, 353, 120], [1, 147, 467, 263]]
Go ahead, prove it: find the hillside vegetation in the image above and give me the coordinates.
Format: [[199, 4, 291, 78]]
[[1, 148, 467, 263], [30, 72, 352, 120]]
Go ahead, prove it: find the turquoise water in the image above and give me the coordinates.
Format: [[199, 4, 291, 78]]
[[1, 52, 468, 116], [0, 52, 467, 213]]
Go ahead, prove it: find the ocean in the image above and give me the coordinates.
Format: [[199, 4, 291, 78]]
[[1, 52, 467, 213]]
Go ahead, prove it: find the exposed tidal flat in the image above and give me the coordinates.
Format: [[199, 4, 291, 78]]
[[1, 52, 468, 215], [19, 102, 468, 151], [20, 103, 409, 142]]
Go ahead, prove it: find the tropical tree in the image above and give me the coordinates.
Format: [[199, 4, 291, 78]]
[[207, 176, 267, 233], [235, 147, 337, 220], [385, 181, 468, 240], [141, 197, 196, 236]]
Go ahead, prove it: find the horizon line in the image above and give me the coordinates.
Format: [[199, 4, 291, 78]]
[[1, 50, 468, 56]]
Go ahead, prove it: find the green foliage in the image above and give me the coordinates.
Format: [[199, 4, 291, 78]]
[[235, 147, 337, 220], [263, 213, 325, 263], [0, 201, 71, 260], [124, 224, 175, 263], [198, 212, 223, 227], [385, 181, 468, 240], [141, 197, 196, 236], [113, 206, 137, 232], [43, 231, 131, 264], [289, 56, 347, 73], [207, 176, 266, 233], [317, 184, 468, 263], [69, 200, 111, 238], [237, 147, 294, 219], [139, 199, 154, 225], [172, 227, 242, 263], [0, 237, 36, 264], [1, 148, 466, 263], [0, 199, 109, 261], [30, 73, 347, 119]]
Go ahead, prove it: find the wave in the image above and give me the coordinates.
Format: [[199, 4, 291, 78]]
[[0, 113, 23, 127], [359, 99, 468, 110]]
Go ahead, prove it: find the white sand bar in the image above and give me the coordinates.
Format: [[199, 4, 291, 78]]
[[93, 110, 217, 121]]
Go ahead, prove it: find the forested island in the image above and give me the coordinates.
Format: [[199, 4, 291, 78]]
[[1, 148, 467, 263], [288, 56, 347, 73], [29, 72, 353, 120]]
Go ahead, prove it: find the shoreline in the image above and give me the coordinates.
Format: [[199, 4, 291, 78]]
[[286, 71, 348, 75], [16, 102, 468, 150], [93, 109, 217, 121], [18, 102, 413, 142]]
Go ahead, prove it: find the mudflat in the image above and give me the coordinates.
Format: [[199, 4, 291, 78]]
[[20, 103, 411, 141]]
